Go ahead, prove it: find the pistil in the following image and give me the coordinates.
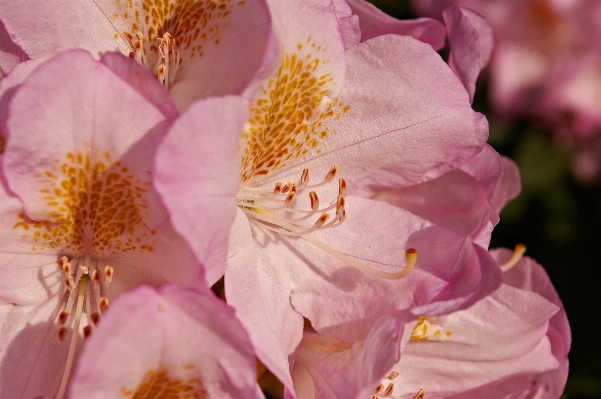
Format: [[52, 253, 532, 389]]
[[500, 244, 527, 272]]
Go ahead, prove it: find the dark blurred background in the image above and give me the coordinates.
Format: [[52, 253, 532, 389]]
[[367, 1, 601, 398]]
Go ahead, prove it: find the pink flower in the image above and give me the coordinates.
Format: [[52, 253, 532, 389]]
[[0, 50, 201, 398], [155, 0, 500, 394], [290, 248, 563, 399], [0, 0, 276, 110], [68, 283, 261, 399]]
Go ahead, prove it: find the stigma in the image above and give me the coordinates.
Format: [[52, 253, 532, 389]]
[[55, 256, 114, 399], [237, 165, 417, 280], [124, 31, 181, 90]]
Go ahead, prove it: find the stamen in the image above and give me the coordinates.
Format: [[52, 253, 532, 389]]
[[58, 327, 67, 342], [387, 371, 399, 380], [104, 265, 114, 284], [92, 269, 101, 289], [238, 165, 416, 280], [500, 244, 526, 272], [324, 164, 338, 182], [338, 178, 347, 196], [58, 310, 69, 326], [300, 168, 309, 186], [56, 275, 88, 399], [83, 325, 92, 339], [99, 296, 109, 312], [91, 312, 100, 326], [65, 275, 75, 291], [375, 383, 384, 394], [384, 383, 394, 396], [412, 389, 425, 399]]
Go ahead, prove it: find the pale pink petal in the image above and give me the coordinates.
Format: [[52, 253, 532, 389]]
[[391, 284, 560, 397], [372, 144, 503, 239], [3, 50, 172, 230], [331, 0, 361, 50], [293, 314, 404, 399], [0, 1, 128, 59], [346, 0, 446, 50], [0, 297, 68, 398], [492, 249, 571, 399], [265, 0, 346, 98], [260, 35, 488, 196], [154, 96, 249, 285], [0, 19, 28, 78], [492, 156, 521, 214], [290, 196, 503, 343], [70, 284, 260, 399], [443, 6, 494, 103], [225, 230, 305, 395], [99, 52, 178, 119]]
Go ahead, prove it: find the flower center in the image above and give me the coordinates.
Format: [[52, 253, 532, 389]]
[[125, 31, 181, 90], [55, 255, 114, 399], [123, 367, 208, 398], [410, 316, 452, 342], [115, 0, 244, 90], [238, 166, 417, 280]]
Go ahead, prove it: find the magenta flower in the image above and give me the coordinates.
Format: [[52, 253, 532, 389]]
[[68, 283, 261, 399], [0, 50, 201, 398], [155, 0, 502, 394], [0, 0, 276, 110]]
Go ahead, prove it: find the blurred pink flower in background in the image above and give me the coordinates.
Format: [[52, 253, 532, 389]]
[[414, 0, 601, 181]]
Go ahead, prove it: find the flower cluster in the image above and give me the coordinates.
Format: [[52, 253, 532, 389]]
[[0, 0, 569, 398]]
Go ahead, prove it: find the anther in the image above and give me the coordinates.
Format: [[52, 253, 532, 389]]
[[387, 371, 399, 380], [83, 326, 92, 339], [91, 312, 100, 326], [336, 195, 345, 215], [283, 191, 296, 207], [338, 178, 347, 196], [99, 296, 109, 311], [274, 182, 282, 194], [412, 389, 425, 399], [309, 191, 319, 210], [375, 383, 384, 394], [65, 275, 75, 291], [500, 244, 526, 272], [300, 168, 309, 185], [324, 164, 338, 182], [314, 213, 330, 228], [92, 270, 101, 289], [384, 383, 394, 396], [282, 183, 292, 193], [157, 64, 166, 85], [58, 310, 69, 326], [104, 266, 114, 284], [58, 327, 67, 342]]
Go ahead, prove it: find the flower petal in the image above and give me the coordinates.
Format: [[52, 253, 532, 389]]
[[263, 34, 488, 196], [70, 284, 260, 399], [154, 96, 249, 285], [0, 19, 28, 78], [4, 50, 172, 230], [443, 6, 494, 103], [346, 0, 446, 50]]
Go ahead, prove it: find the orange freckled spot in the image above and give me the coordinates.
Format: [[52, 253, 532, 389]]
[[158, 302, 165, 312]]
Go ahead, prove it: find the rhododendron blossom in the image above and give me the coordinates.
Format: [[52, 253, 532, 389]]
[[69, 284, 262, 399], [0, 0, 276, 110], [0, 50, 201, 398], [155, 0, 505, 395]]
